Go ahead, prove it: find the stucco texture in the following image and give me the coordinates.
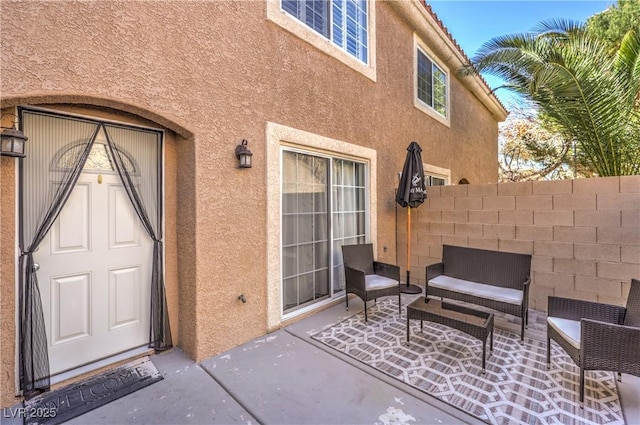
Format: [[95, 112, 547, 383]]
[[0, 155, 17, 408], [1, 0, 502, 404]]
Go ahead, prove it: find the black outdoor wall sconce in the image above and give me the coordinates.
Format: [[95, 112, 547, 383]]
[[235, 139, 253, 168], [0, 113, 28, 158]]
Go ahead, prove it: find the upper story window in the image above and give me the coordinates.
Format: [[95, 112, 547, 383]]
[[267, 0, 375, 80], [281, 0, 368, 64], [417, 49, 447, 116], [414, 35, 450, 127]]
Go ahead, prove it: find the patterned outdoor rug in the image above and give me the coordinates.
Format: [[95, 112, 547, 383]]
[[312, 299, 625, 425]]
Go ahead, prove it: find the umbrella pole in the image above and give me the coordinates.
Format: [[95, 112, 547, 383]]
[[407, 206, 411, 287], [401, 205, 422, 294]]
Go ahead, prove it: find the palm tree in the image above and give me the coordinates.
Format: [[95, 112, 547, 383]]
[[464, 19, 640, 176]]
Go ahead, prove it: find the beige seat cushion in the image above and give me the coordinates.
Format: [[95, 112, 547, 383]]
[[547, 317, 581, 349], [429, 275, 523, 305], [365, 274, 398, 290]]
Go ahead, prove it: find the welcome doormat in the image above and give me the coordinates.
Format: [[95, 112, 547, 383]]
[[312, 299, 625, 425], [24, 356, 163, 425]]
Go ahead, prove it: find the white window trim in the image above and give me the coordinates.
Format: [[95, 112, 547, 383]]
[[424, 163, 450, 185], [266, 0, 377, 82], [266, 122, 377, 330], [413, 33, 451, 127]]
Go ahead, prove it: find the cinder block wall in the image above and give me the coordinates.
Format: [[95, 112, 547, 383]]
[[397, 176, 640, 311]]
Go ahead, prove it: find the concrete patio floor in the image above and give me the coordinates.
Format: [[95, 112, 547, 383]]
[[2, 294, 639, 424]]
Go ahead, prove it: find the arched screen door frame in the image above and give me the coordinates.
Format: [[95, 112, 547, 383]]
[[16, 106, 171, 398]]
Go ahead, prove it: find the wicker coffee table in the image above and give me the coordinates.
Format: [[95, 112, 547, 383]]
[[406, 296, 494, 372]]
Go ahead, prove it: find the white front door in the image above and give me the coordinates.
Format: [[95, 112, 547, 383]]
[[37, 171, 152, 375]]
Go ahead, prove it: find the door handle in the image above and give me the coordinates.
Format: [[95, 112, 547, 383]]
[[32, 262, 40, 272]]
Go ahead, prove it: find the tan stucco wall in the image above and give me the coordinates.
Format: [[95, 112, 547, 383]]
[[1, 0, 502, 404], [0, 150, 17, 408], [399, 176, 640, 310]]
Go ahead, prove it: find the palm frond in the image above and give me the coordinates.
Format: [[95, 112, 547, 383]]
[[532, 18, 585, 38], [615, 29, 640, 104], [463, 18, 640, 176]]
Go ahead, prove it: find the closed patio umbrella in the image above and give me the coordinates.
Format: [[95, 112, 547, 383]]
[[396, 141, 426, 294]]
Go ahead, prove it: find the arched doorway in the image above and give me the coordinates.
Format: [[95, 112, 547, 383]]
[[18, 107, 171, 393]]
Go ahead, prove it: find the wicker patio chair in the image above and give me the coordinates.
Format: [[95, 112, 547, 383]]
[[546, 278, 640, 403], [342, 243, 401, 322]]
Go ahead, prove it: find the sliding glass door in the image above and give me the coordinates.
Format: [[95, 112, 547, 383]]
[[331, 159, 367, 294], [282, 149, 368, 315]]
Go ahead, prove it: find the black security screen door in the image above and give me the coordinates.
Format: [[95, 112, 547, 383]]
[[18, 108, 171, 397]]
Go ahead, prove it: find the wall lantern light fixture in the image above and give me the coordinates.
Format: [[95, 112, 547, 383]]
[[235, 139, 253, 168], [1, 113, 28, 158]]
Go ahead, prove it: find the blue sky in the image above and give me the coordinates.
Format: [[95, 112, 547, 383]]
[[427, 0, 615, 108]]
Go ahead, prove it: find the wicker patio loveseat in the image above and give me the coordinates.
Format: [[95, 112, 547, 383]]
[[426, 245, 532, 340]]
